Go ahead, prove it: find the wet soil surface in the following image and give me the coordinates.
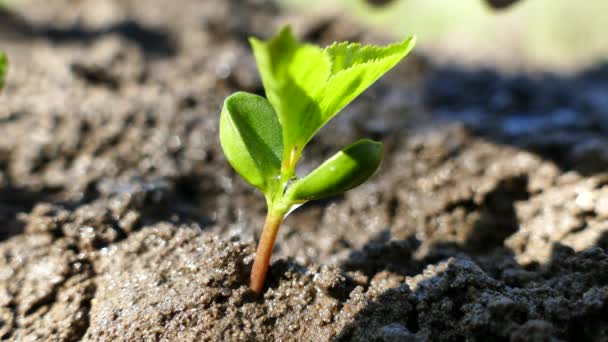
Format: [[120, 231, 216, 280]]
[[1, 0, 608, 340]]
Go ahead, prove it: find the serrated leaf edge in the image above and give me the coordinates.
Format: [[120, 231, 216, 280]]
[[324, 36, 416, 82]]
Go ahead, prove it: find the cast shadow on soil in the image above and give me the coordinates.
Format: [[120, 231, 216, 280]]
[[332, 174, 537, 339], [334, 209, 608, 340], [425, 64, 608, 176], [341, 174, 529, 278], [334, 241, 608, 341], [0, 9, 175, 58], [92, 174, 218, 232], [0, 174, 218, 244], [0, 183, 61, 240]]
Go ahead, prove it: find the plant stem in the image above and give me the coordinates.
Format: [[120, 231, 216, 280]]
[[249, 211, 285, 296]]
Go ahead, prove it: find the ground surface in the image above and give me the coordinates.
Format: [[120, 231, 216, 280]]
[[1, 0, 608, 341]]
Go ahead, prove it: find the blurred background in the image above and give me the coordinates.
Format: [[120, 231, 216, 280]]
[[3, 0, 607, 72], [282, 0, 608, 72]]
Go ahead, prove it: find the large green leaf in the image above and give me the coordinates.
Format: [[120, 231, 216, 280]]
[[285, 139, 383, 203], [219, 92, 283, 192], [0, 52, 7, 90], [250, 27, 328, 167], [320, 38, 416, 120], [250, 27, 415, 167]]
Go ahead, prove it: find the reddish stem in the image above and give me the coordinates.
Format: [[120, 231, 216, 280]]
[[249, 213, 284, 296]]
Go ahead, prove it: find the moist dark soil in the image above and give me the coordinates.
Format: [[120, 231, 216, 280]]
[[1, 0, 608, 341]]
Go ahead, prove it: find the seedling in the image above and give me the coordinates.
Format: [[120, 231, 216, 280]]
[[219, 27, 415, 296], [0, 52, 7, 91]]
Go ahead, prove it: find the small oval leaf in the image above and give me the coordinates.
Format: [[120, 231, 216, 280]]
[[285, 139, 383, 203], [219, 92, 283, 193]]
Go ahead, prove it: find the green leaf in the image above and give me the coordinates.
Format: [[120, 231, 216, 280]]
[[320, 38, 416, 120], [285, 139, 383, 203], [219, 91, 283, 193], [250, 27, 328, 166], [0, 52, 7, 90], [250, 27, 414, 167]]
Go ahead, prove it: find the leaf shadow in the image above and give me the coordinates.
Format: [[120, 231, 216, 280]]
[[228, 99, 283, 181]]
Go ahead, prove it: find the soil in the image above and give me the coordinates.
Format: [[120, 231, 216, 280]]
[[1, 0, 608, 341]]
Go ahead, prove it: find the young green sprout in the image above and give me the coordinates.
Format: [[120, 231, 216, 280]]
[[219, 27, 415, 296]]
